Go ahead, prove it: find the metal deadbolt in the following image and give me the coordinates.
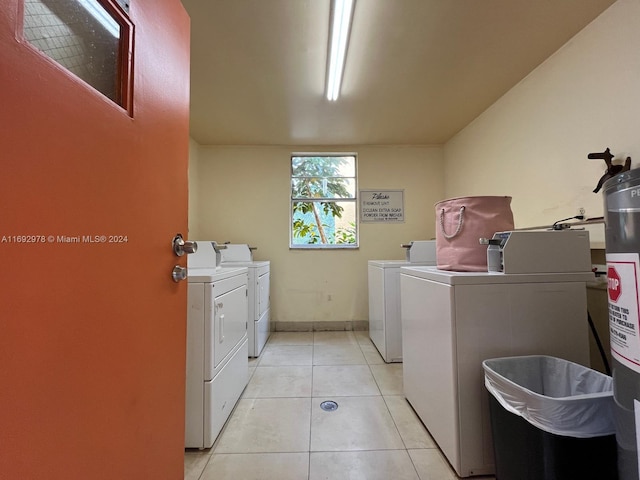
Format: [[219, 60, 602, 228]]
[[172, 265, 188, 283]]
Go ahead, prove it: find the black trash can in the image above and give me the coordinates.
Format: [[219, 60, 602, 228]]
[[483, 355, 617, 480]]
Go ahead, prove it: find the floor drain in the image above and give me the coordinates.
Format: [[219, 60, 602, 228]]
[[320, 400, 339, 412]]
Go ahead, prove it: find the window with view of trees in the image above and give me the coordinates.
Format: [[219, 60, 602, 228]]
[[290, 154, 358, 248]]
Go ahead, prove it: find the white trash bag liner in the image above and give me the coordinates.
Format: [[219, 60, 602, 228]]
[[483, 355, 615, 438]]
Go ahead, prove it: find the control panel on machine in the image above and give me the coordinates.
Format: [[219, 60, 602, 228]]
[[400, 240, 436, 263], [485, 230, 592, 274]]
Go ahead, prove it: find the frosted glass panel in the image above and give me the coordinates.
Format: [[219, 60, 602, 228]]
[[23, 0, 122, 104]]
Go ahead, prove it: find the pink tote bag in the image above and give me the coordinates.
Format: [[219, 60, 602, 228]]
[[435, 196, 514, 271]]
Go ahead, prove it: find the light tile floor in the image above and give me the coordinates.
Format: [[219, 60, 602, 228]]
[[184, 331, 497, 480]]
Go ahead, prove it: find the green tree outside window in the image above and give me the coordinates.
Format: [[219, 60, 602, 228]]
[[290, 155, 357, 248]]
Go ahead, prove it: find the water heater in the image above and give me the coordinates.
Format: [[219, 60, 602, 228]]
[[604, 168, 640, 480]]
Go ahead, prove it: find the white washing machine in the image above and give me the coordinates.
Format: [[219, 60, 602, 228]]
[[400, 266, 593, 477], [220, 244, 271, 358], [368, 241, 436, 363], [184, 265, 249, 449]]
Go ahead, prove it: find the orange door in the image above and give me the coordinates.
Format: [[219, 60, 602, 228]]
[[0, 1, 190, 478]]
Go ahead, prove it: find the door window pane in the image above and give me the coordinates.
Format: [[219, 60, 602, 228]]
[[23, 0, 125, 106]]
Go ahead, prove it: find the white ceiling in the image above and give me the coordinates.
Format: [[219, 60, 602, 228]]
[[180, 0, 616, 146]]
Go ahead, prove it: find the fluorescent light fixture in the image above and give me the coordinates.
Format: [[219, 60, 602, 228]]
[[326, 0, 355, 101], [78, 0, 120, 38]]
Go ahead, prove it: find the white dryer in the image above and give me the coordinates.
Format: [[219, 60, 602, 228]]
[[184, 265, 249, 449], [368, 241, 436, 363], [400, 266, 593, 477], [220, 244, 271, 358]]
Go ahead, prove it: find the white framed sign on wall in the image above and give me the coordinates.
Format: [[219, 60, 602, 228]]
[[360, 189, 404, 223]]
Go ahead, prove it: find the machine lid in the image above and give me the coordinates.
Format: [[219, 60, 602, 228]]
[[220, 260, 270, 267], [400, 265, 594, 285], [369, 259, 435, 268], [187, 266, 248, 283]]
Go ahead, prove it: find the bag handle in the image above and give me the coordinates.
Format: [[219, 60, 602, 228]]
[[439, 206, 465, 239]]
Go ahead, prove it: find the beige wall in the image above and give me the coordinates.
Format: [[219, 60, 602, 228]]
[[192, 145, 444, 325], [443, 0, 640, 247], [188, 137, 200, 238]]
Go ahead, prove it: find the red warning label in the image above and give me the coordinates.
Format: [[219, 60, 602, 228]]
[[607, 253, 640, 373], [608, 266, 622, 302]]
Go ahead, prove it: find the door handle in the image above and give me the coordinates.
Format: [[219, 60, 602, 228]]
[[215, 302, 225, 343], [172, 233, 198, 256]]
